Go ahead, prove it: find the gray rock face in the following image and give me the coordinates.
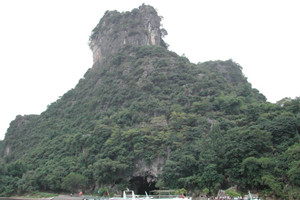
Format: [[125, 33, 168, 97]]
[[133, 156, 166, 178], [89, 4, 167, 64]]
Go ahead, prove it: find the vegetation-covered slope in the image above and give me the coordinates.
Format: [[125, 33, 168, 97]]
[[0, 4, 299, 200]]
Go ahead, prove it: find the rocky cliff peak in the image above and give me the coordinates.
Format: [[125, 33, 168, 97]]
[[89, 4, 167, 64]]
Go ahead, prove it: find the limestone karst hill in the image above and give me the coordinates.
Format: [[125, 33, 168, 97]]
[[0, 4, 299, 199]]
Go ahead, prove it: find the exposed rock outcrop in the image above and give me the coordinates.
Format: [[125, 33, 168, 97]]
[[89, 4, 167, 64]]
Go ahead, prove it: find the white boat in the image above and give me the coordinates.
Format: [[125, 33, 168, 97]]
[[109, 190, 192, 200]]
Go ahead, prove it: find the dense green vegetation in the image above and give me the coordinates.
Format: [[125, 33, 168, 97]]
[[0, 44, 299, 199]]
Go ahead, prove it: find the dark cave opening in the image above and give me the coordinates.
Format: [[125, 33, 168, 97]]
[[130, 176, 158, 195]]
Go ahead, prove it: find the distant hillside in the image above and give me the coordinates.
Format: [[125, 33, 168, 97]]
[[0, 4, 299, 199]]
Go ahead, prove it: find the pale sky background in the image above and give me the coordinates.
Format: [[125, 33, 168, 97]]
[[0, 0, 299, 140]]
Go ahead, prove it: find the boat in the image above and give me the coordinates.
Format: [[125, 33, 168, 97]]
[[109, 190, 192, 200], [248, 191, 260, 200]]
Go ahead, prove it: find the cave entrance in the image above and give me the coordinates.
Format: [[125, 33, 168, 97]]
[[130, 176, 158, 195]]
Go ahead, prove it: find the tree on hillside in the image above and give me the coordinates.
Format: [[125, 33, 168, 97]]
[[61, 172, 88, 192]]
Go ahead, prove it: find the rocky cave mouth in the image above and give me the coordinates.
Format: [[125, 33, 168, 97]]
[[130, 175, 158, 195]]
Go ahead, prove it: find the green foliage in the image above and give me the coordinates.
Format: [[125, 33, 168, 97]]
[[97, 187, 112, 196], [0, 176, 19, 196], [225, 188, 240, 197], [17, 170, 39, 194], [6, 161, 27, 178], [198, 164, 224, 194], [261, 175, 285, 198], [240, 157, 275, 190], [175, 188, 187, 195], [0, 41, 298, 199], [283, 143, 300, 187], [92, 158, 129, 185], [215, 94, 243, 114], [223, 128, 273, 183], [202, 188, 209, 196], [264, 112, 298, 152], [61, 172, 88, 192]]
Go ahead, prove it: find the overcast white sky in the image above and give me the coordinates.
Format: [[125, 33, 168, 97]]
[[0, 0, 299, 140]]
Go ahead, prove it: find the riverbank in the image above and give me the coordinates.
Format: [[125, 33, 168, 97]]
[[0, 195, 82, 200]]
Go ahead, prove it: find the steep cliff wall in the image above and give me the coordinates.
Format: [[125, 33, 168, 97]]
[[89, 4, 167, 64]]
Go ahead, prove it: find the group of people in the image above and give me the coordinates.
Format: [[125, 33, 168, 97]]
[[70, 192, 83, 197], [209, 197, 252, 200]]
